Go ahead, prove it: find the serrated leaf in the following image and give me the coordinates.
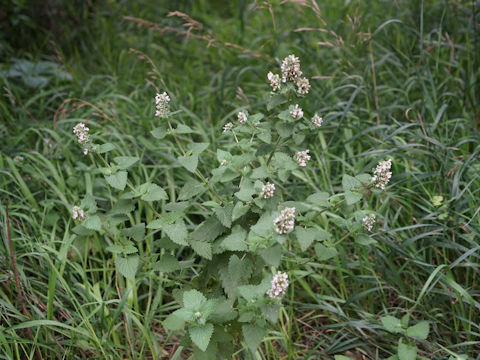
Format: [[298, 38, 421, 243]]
[[141, 183, 168, 202], [178, 154, 198, 172], [115, 256, 139, 280], [342, 174, 362, 191], [183, 289, 207, 309], [178, 180, 206, 200], [267, 93, 287, 111], [251, 165, 269, 179], [334, 356, 354, 360], [110, 199, 135, 214], [220, 225, 247, 251], [215, 203, 234, 228], [154, 254, 180, 272], [260, 304, 280, 323], [147, 212, 183, 229], [121, 223, 145, 242], [163, 219, 188, 245], [189, 323, 214, 352], [189, 142, 209, 155], [242, 324, 265, 353], [151, 125, 167, 139], [190, 216, 226, 242], [232, 202, 250, 221], [405, 321, 429, 339], [193, 338, 217, 360], [105, 171, 128, 190], [345, 189, 362, 205], [275, 122, 293, 138], [189, 239, 212, 259], [306, 192, 330, 207], [114, 156, 139, 169], [398, 341, 418, 360], [163, 313, 185, 331], [235, 179, 255, 202], [98, 143, 115, 154], [314, 243, 338, 261], [381, 316, 404, 334], [259, 245, 282, 267], [175, 124, 193, 134], [83, 215, 102, 231], [295, 227, 319, 251], [356, 234, 377, 246]]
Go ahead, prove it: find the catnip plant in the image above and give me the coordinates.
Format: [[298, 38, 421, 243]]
[[71, 54, 394, 358]]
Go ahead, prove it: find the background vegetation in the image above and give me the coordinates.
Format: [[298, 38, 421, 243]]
[[1, 0, 479, 358]]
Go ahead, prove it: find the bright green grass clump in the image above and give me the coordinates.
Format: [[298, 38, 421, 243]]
[[0, 0, 479, 359]]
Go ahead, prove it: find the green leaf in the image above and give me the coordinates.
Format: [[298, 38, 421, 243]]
[[190, 217, 226, 242], [97, 143, 115, 153], [398, 341, 418, 360], [381, 316, 404, 334], [154, 254, 180, 272], [189, 323, 214, 352], [178, 180, 206, 200], [193, 339, 217, 360], [189, 239, 212, 259], [114, 156, 139, 169], [215, 203, 234, 228], [105, 171, 128, 190], [141, 183, 168, 202], [275, 122, 293, 138], [83, 215, 102, 231], [314, 243, 338, 261], [295, 227, 331, 251], [147, 212, 183, 229], [405, 321, 429, 340], [115, 256, 139, 280], [345, 189, 362, 205], [178, 154, 198, 172], [251, 165, 269, 179], [183, 289, 207, 309], [110, 199, 135, 214], [121, 223, 145, 242], [259, 245, 282, 267], [267, 93, 287, 111], [242, 324, 265, 353], [306, 192, 329, 207], [356, 234, 377, 246], [163, 313, 185, 331], [232, 202, 250, 221], [163, 219, 188, 245], [189, 142, 209, 155], [334, 356, 354, 360], [260, 304, 280, 323], [220, 225, 247, 251], [175, 124, 193, 134], [342, 174, 362, 191], [235, 179, 255, 202], [151, 125, 167, 139]]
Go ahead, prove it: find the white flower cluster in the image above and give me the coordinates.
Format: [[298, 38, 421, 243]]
[[311, 114, 323, 128], [362, 214, 376, 232], [267, 72, 281, 91], [260, 182, 275, 199], [155, 92, 170, 118], [237, 111, 247, 125], [72, 206, 86, 221], [295, 150, 311, 167], [73, 123, 91, 155], [372, 159, 392, 190], [223, 122, 233, 132], [267, 54, 310, 94], [290, 104, 304, 119], [13, 155, 24, 163], [267, 271, 289, 299], [273, 207, 295, 234]]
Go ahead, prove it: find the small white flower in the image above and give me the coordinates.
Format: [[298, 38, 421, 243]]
[[273, 207, 295, 234], [237, 111, 247, 125], [281, 54, 302, 83], [296, 77, 310, 95], [311, 113, 323, 128], [267, 271, 289, 299], [73, 123, 90, 144], [267, 72, 281, 91], [13, 155, 24, 162], [362, 214, 376, 232], [155, 92, 170, 118], [295, 150, 311, 167], [260, 182, 275, 199], [371, 159, 392, 190], [290, 104, 304, 119], [72, 206, 86, 221], [223, 122, 233, 132], [220, 159, 228, 166], [83, 147, 89, 155]]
